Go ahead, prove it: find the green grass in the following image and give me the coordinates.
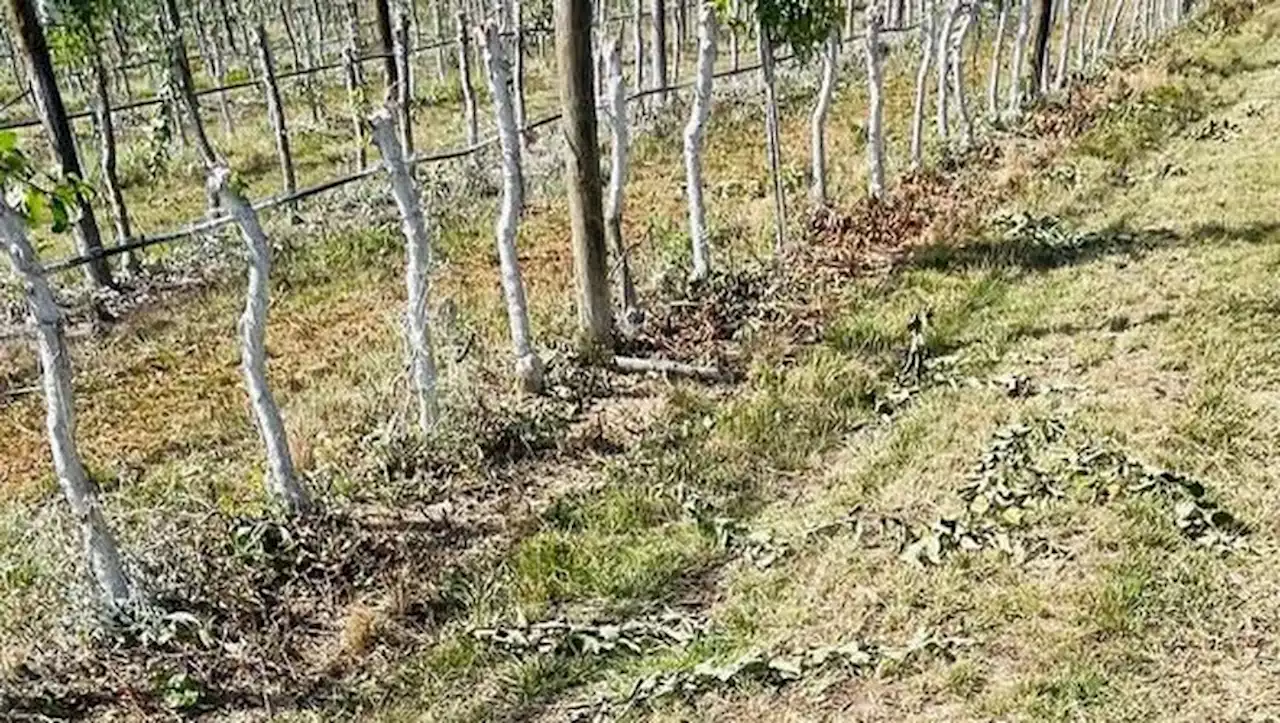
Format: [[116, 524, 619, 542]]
[[5, 1, 1280, 720]]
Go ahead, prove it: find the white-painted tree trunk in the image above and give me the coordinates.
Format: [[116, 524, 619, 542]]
[[810, 31, 838, 206], [1101, 0, 1127, 55], [730, 0, 741, 69], [951, 0, 976, 147], [633, 0, 646, 94], [458, 11, 480, 146], [986, 0, 1009, 118], [684, 1, 716, 280], [1054, 0, 1073, 88], [481, 24, 543, 393], [910, 0, 937, 168], [1006, 0, 1032, 117], [370, 110, 440, 434], [207, 166, 310, 515], [758, 20, 786, 254], [935, 0, 961, 139], [1092, 0, 1112, 59], [512, 0, 527, 150], [602, 38, 638, 326], [865, 5, 887, 198], [1079, 0, 1096, 65], [0, 205, 133, 612]]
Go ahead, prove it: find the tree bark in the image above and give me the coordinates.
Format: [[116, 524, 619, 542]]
[[557, 0, 614, 348], [865, 5, 886, 198], [730, 0, 740, 69], [911, 0, 937, 167], [684, 1, 716, 280], [375, 0, 398, 86], [1030, 0, 1054, 97], [483, 23, 546, 389], [395, 10, 415, 154], [207, 14, 235, 135], [311, 0, 327, 62], [758, 19, 785, 255], [10, 0, 113, 288], [936, 0, 961, 139], [602, 37, 638, 327], [0, 204, 133, 612], [1006, 0, 1032, 117], [1076, 0, 1093, 67], [810, 31, 837, 205], [433, 0, 448, 79], [370, 110, 441, 431], [633, 0, 646, 92], [217, 0, 239, 55], [987, 0, 1008, 117], [278, 0, 304, 71], [91, 60, 141, 276], [951, 0, 976, 146], [164, 0, 217, 169], [512, 0, 527, 149], [651, 0, 668, 103], [255, 24, 296, 198], [207, 165, 310, 515], [1054, 0, 1073, 89], [1101, 0, 1127, 54], [343, 42, 368, 170], [457, 11, 479, 146]]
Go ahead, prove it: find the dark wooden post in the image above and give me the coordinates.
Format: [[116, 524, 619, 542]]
[[650, 0, 667, 102], [91, 58, 140, 275], [1030, 0, 1054, 96], [556, 0, 613, 347], [254, 24, 296, 198], [9, 0, 113, 288], [375, 0, 398, 86]]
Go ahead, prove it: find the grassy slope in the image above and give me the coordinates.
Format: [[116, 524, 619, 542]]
[[2, 2, 1279, 721], [374, 6, 1280, 721], [583, 8, 1280, 722]]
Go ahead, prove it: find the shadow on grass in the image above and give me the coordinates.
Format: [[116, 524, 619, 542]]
[[904, 220, 1280, 276]]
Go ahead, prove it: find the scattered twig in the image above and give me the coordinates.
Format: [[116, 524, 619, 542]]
[[611, 355, 733, 383]]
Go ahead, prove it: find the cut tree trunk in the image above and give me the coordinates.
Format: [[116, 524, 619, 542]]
[[936, 0, 961, 139], [1054, 0, 1073, 88], [911, 0, 937, 167], [866, 5, 887, 198], [91, 59, 141, 275], [684, 1, 716, 280], [951, 0, 976, 146], [370, 110, 440, 432], [810, 31, 837, 206], [343, 41, 368, 170], [207, 165, 310, 515], [987, 0, 1009, 117], [0, 204, 133, 612], [758, 20, 786, 254], [255, 24, 296, 199], [483, 23, 546, 389], [603, 37, 639, 326], [457, 11, 479, 146], [1077, 0, 1093, 67], [1006, 0, 1032, 116]]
